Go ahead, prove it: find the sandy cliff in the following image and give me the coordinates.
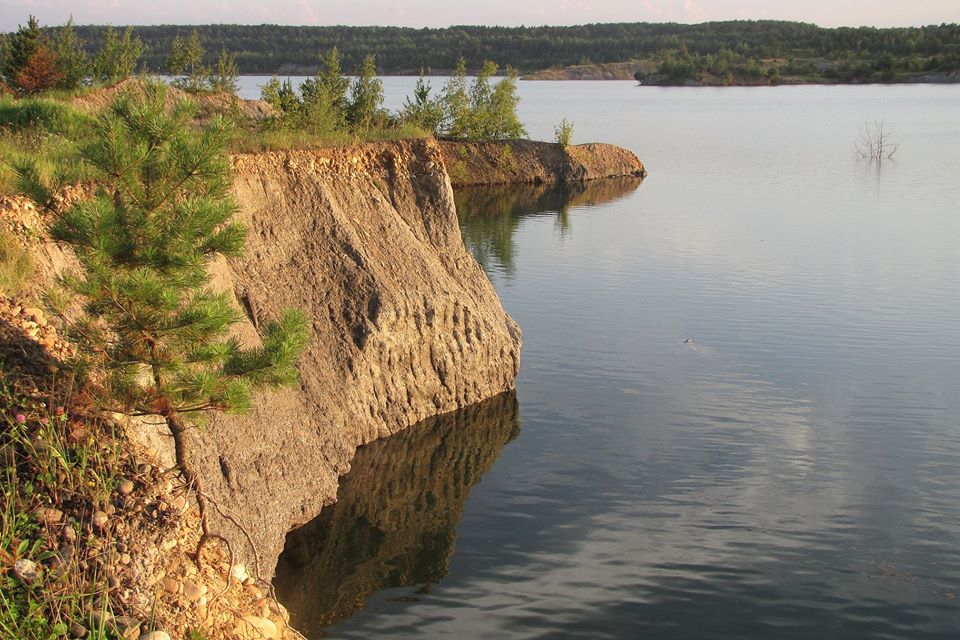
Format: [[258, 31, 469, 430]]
[[183, 139, 522, 579], [2, 136, 645, 586]]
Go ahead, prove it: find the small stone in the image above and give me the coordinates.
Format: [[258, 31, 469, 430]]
[[231, 564, 249, 584], [182, 580, 206, 602], [112, 616, 141, 640], [119, 553, 132, 565], [246, 583, 263, 599], [139, 632, 171, 640], [91, 511, 109, 530], [161, 576, 179, 594], [34, 506, 64, 525], [69, 621, 88, 638], [90, 611, 113, 629], [238, 616, 278, 639], [118, 479, 135, 495], [171, 495, 187, 512], [14, 558, 39, 584], [62, 525, 77, 542], [108, 575, 120, 589], [116, 542, 128, 553], [23, 307, 44, 321], [104, 503, 116, 515]]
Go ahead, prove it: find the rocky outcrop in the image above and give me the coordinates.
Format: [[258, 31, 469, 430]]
[[439, 139, 646, 187], [188, 139, 522, 579], [1, 136, 647, 586]]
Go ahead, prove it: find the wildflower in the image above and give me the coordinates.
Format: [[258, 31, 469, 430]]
[[55, 407, 65, 417], [15, 414, 26, 424]]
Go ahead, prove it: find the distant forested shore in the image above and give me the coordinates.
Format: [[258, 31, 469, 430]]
[[10, 20, 960, 83]]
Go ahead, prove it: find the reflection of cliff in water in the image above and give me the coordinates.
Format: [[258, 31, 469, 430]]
[[456, 176, 643, 275], [273, 391, 521, 636]]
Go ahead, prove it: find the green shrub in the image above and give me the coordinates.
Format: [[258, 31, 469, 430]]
[[554, 118, 574, 146]]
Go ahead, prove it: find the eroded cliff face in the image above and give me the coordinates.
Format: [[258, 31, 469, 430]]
[[438, 139, 647, 187], [185, 139, 521, 579]]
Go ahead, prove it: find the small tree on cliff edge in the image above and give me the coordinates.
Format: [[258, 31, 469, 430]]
[[16, 81, 309, 562]]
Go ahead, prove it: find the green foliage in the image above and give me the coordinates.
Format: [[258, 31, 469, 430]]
[[0, 376, 122, 640], [168, 30, 209, 92], [0, 96, 96, 195], [554, 118, 574, 146], [209, 48, 239, 94], [50, 22, 960, 79], [437, 60, 526, 141], [92, 26, 142, 85], [50, 18, 89, 90], [26, 81, 308, 417], [259, 76, 299, 114], [440, 58, 470, 139], [347, 55, 385, 132], [399, 74, 443, 133], [2, 16, 44, 93], [298, 48, 350, 133]]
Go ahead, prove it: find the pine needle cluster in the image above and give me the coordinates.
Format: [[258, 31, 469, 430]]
[[27, 81, 309, 418]]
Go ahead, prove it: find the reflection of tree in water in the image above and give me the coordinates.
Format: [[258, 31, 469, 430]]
[[456, 176, 643, 275], [273, 392, 521, 637]]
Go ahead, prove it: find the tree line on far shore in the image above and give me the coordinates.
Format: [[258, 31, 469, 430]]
[[34, 20, 960, 78]]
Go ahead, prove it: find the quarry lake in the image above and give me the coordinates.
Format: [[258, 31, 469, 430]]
[[250, 80, 960, 638]]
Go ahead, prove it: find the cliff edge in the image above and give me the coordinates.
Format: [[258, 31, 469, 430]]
[[1, 136, 645, 596], [439, 139, 646, 187], [181, 138, 522, 579]]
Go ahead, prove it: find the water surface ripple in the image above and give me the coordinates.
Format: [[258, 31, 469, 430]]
[[275, 82, 960, 639]]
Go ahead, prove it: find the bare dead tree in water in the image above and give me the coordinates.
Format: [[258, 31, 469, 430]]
[[855, 118, 900, 163]]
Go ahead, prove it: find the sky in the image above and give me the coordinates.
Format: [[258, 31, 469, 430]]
[[2, 0, 959, 32]]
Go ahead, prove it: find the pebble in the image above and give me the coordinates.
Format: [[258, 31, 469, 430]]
[[246, 583, 263, 599], [112, 616, 141, 640], [118, 479, 135, 495], [91, 511, 109, 530], [69, 621, 88, 638], [119, 553, 132, 565], [34, 506, 64, 525], [13, 558, 39, 584], [237, 615, 278, 639], [138, 633, 171, 640], [182, 580, 206, 602], [161, 576, 179, 594], [231, 564, 249, 584], [62, 525, 77, 542]]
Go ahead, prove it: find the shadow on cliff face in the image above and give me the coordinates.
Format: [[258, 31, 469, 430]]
[[272, 391, 521, 636], [455, 176, 643, 275]]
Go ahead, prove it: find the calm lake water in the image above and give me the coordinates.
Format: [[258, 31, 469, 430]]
[[269, 79, 960, 638]]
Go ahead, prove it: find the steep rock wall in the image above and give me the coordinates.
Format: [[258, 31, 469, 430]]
[[183, 139, 521, 578]]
